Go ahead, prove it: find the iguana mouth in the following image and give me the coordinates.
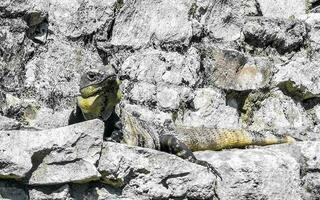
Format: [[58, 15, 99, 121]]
[[80, 75, 116, 98]]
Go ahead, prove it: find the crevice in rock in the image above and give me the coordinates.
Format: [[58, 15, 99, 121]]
[[94, 143, 104, 168], [213, 181, 221, 200], [45, 89, 64, 111], [23, 11, 49, 44], [106, 18, 115, 41], [305, 168, 320, 173], [46, 158, 82, 166], [23, 148, 52, 183], [254, 0, 263, 16], [67, 32, 96, 47], [243, 18, 308, 55], [28, 183, 68, 195], [277, 80, 318, 102], [225, 90, 251, 114], [70, 133, 87, 147], [160, 172, 190, 189], [302, 97, 320, 110], [310, 0, 320, 12]]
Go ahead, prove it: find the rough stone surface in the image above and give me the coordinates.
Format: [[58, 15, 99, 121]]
[[243, 90, 312, 135], [0, 116, 21, 130], [196, 145, 302, 200], [99, 142, 217, 200], [29, 185, 71, 200], [203, 48, 274, 90], [257, 0, 306, 18], [110, 0, 193, 48], [273, 57, 320, 98], [1, 0, 320, 199], [0, 119, 104, 184], [243, 17, 308, 54], [175, 87, 241, 129]]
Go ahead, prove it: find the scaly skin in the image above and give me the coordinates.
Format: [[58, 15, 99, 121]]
[[70, 65, 295, 180]]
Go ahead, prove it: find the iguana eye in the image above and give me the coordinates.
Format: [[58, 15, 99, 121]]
[[87, 72, 96, 81]]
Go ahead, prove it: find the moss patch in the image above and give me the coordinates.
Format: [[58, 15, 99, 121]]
[[278, 80, 317, 101]]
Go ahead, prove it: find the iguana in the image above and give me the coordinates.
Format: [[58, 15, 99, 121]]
[[69, 65, 295, 179]]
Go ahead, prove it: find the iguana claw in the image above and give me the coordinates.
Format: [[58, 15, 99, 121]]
[[195, 159, 222, 181]]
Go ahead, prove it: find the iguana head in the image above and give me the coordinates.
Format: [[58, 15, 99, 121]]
[[77, 65, 122, 121]]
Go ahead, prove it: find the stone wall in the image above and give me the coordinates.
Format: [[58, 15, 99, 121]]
[[1, 0, 320, 199]]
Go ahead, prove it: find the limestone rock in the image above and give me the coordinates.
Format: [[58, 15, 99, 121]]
[[199, 0, 243, 42], [110, 0, 193, 48], [273, 57, 320, 99], [175, 87, 241, 129], [0, 116, 21, 130], [256, 0, 306, 18], [98, 142, 217, 200], [243, 17, 308, 54], [29, 185, 71, 200], [24, 39, 104, 111], [120, 49, 202, 88], [195, 143, 302, 200], [203, 48, 273, 90], [0, 17, 28, 93], [28, 0, 116, 39], [244, 90, 312, 134], [0, 119, 104, 184]]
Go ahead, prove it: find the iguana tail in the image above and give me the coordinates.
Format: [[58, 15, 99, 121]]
[[175, 127, 295, 151]]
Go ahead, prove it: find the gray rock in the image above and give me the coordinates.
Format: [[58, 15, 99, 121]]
[[119, 49, 202, 112], [2, 0, 320, 198], [244, 90, 312, 133], [1, 94, 41, 125], [279, 141, 320, 199], [273, 57, 320, 98], [199, 0, 243, 42], [69, 183, 123, 200], [24, 39, 104, 111], [243, 17, 308, 54], [29, 159, 101, 185], [110, 0, 193, 48], [119, 102, 173, 127], [241, 0, 262, 16], [28, 107, 72, 129], [175, 87, 241, 129], [256, 0, 306, 18], [0, 17, 28, 93], [29, 0, 116, 39], [203, 48, 273, 90], [298, 14, 320, 54], [29, 185, 71, 200], [195, 143, 303, 200], [0, 115, 21, 130], [0, 119, 103, 184], [98, 142, 217, 200], [120, 49, 202, 88], [196, 142, 319, 199]]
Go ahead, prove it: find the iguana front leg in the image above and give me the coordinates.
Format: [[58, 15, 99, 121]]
[[160, 135, 222, 180], [104, 112, 123, 142], [68, 105, 86, 125]]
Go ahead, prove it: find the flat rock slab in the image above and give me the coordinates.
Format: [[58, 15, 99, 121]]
[[99, 142, 217, 200], [196, 141, 320, 200], [0, 119, 104, 185]]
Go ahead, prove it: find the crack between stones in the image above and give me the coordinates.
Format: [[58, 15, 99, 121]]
[[23, 148, 53, 183], [46, 158, 82, 166], [160, 172, 190, 189], [95, 142, 104, 168]]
